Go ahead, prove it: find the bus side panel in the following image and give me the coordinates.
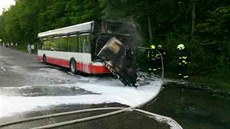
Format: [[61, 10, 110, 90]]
[[37, 50, 45, 62], [57, 51, 69, 68], [60, 58, 69, 68], [76, 62, 110, 74], [37, 55, 43, 62], [90, 63, 110, 74], [72, 53, 91, 73], [38, 50, 61, 66], [70, 53, 110, 74], [77, 63, 88, 73], [37, 50, 110, 74], [49, 57, 60, 65]]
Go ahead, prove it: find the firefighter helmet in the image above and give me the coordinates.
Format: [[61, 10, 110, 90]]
[[177, 44, 185, 50], [150, 45, 155, 49]]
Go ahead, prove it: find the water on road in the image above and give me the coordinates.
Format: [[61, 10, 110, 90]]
[[144, 84, 230, 129]]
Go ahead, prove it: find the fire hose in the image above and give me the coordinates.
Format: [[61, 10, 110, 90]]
[[1, 106, 182, 129], [32, 107, 182, 129]]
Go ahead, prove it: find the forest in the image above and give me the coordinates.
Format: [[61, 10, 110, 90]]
[[0, 0, 230, 87]]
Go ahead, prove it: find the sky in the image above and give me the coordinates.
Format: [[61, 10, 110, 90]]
[[0, 0, 15, 15]]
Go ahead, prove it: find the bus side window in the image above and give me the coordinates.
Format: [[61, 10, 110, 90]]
[[68, 35, 78, 52], [75, 36, 79, 52], [79, 36, 84, 52], [59, 37, 68, 51], [43, 40, 53, 50], [83, 36, 87, 53], [68, 36, 73, 52], [84, 35, 91, 53], [42, 41, 48, 50], [38, 39, 44, 50], [52, 37, 60, 51]]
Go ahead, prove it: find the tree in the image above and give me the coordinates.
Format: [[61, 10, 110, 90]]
[[196, 6, 230, 76]]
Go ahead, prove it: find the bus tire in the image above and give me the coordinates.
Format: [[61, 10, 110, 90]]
[[70, 59, 77, 74], [43, 55, 47, 64]]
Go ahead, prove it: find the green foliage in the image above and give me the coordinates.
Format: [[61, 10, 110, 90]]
[[196, 6, 230, 77], [0, 0, 103, 46], [38, 0, 103, 31]]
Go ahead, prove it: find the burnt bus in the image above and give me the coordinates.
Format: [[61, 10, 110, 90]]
[[38, 20, 137, 86], [93, 20, 137, 86]]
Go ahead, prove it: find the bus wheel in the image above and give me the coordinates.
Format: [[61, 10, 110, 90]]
[[70, 59, 77, 74], [43, 55, 47, 64]]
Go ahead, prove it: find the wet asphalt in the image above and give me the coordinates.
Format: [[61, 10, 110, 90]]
[[2, 46, 228, 129], [0, 46, 170, 129], [0, 46, 82, 87]]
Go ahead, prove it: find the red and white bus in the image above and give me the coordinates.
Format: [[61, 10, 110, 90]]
[[37, 20, 136, 75]]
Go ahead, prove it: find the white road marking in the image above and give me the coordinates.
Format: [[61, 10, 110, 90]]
[[1, 66, 6, 72]]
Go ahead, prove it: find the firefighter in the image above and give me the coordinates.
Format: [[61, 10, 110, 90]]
[[126, 47, 135, 67], [125, 47, 137, 86], [156, 44, 166, 72], [177, 44, 190, 80], [147, 45, 158, 75]]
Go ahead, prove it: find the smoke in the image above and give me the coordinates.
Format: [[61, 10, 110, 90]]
[[100, 0, 143, 47], [103, 19, 144, 50]]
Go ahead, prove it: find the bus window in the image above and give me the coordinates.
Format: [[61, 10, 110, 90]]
[[83, 35, 91, 53], [48, 37, 59, 51], [68, 35, 78, 52], [79, 36, 84, 52], [42, 40, 52, 50], [57, 36, 68, 51], [76, 36, 79, 52], [41, 37, 56, 50], [42, 40, 51, 50]]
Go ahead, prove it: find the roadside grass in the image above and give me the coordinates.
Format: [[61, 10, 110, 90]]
[[15, 45, 37, 54]]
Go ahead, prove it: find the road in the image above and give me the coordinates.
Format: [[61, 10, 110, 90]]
[[0, 46, 81, 86], [1, 46, 227, 129], [0, 46, 174, 129]]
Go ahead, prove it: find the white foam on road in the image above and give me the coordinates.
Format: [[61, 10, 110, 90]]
[[0, 78, 162, 118], [0, 67, 6, 72], [77, 79, 162, 107], [0, 95, 119, 117]]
